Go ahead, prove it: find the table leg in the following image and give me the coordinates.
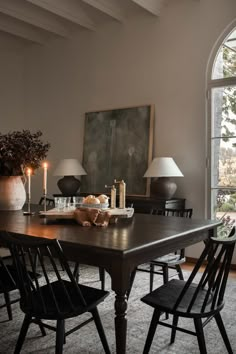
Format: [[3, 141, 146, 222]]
[[114, 292, 128, 354]]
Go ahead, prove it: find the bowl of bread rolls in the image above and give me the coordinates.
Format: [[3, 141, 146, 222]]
[[81, 194, 109, 209]]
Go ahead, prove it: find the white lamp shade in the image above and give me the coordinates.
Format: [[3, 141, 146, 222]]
[[144, 157, 183, 178], [54, 159, 87, 176]]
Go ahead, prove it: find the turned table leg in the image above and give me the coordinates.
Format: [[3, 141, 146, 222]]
[[114, 292, 128, 354]]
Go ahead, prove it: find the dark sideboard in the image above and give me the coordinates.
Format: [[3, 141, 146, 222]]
[[125, 196, 185, 214]]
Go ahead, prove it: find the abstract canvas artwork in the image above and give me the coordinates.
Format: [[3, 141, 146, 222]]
[[81, 105, 154, 196]]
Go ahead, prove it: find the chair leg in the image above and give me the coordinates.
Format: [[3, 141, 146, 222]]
[[99, 267, 105, 290], [214, 312, 233, 354], [14, 314, 31, 354], [162, 265, 169, 320], [143, 309, 161, 354], [162, 264, 169, 284], [127, 268, 137, 299], [73, 262, 80, 282], [194, 318, 207, 354], [175, 264, 184, 280], [170, 315, 179, 344], [149, 263, 155, 292], [3, 292, 12, 320], [56, 319, 65, 354], [91, 307, 110, 354], [35, 319, 47, 337]]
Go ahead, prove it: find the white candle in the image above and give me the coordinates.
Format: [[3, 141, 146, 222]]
[[27, 168, 31, 197], [43, 162, 48, 195]]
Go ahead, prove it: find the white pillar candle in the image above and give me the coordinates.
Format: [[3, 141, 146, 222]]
[[27, 168, 31, 197], [43, 162, 48, 195]]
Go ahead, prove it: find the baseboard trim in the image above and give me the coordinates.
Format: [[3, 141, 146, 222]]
[[186, 257, 236, 270]]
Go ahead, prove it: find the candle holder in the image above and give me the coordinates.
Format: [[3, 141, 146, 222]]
[[23, 193, 35, 215], [43, 191, 47, 212]]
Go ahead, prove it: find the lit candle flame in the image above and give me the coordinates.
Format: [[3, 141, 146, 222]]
[[27, 168, 32, 176]]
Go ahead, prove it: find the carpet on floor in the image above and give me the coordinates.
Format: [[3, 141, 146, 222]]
[[0, 264, 235, 354]]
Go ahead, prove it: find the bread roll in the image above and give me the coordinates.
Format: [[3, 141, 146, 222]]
[[97, 194, 109, 203], [83, 195, 100, 204]]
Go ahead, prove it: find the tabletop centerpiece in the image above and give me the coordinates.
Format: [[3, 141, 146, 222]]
[[0, 130, 50, 210]]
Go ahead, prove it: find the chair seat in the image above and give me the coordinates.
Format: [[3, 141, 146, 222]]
[[141, 279, 214, 317], [152, 253, 186, 265], [21, 280, 109, 320]]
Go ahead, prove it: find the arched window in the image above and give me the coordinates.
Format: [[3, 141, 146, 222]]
[[208, 26, 236, 219]]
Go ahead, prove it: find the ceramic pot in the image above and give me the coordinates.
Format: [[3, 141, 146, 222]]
[[0, 176, 26, 210]]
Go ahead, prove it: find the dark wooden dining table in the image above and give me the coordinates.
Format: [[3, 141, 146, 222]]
[[0, 206, 220, 353]]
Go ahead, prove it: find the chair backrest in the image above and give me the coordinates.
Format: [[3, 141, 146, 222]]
[[174, 228, 236, 314], [152, 208, 193, 258], [38, 197, 55, 206], [0, 254, 17, 293], [1, 231, 87, 317], [152, 208, 193, 218]]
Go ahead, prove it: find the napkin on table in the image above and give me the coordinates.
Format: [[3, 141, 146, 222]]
[[74, 207, 111, 227]]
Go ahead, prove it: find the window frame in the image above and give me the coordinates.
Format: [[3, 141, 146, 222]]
[[206, 20, 236, 219]]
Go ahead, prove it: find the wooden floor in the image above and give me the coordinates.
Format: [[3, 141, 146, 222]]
[[183, 262, 236, 279]]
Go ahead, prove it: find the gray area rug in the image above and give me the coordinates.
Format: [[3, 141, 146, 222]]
[[0, 264, 235, 354]]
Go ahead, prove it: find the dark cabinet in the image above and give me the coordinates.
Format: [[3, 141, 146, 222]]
[[125, 196, 185, 214]]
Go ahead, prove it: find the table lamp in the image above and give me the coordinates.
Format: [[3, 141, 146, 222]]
[[144, 157, 183, 199], [54, 158, 87, 196]]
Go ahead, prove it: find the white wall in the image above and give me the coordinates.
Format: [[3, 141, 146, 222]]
[[0, 33, 26, 131], [1, 0, 236, 260]]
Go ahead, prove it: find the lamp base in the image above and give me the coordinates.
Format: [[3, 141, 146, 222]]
[[57, 176, 81, 197], [150, 177, 177, 199]]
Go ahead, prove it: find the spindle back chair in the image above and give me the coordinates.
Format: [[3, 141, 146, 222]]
[[141, 231, 236, 353], [2, 231, 110, 354]]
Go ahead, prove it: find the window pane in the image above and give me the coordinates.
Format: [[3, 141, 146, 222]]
[[212, 29, 236, 79], [211, 86, 236, 138], [212, 137, 236, 188], [211, 188, 236, 224]]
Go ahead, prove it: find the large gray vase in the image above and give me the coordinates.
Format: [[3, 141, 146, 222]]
[[0, 176, 26, 210]]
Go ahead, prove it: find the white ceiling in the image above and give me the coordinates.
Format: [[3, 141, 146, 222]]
[[0, 0, 168, 45]]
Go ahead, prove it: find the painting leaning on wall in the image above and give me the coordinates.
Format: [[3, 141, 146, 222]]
[[81, 105, 154, 196]]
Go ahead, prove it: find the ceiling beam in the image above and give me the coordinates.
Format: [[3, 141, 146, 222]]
[[81, 0, 124, 22], [26, 0, 95, 31], [0, 0, 68, 37], [131, 0, 163, 16], [0, 15, 46, 44]]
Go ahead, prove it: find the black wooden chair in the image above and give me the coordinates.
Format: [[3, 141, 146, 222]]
[[127, 208, 193, 299], [0, 245, 40, 321], [141, 231, 236, 353], [38, 197, 105, 289], [38, 197, 55, 206], [148, 208, 193, 292], [0, 253, 19, 320], [2, 231, 110, 354]]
